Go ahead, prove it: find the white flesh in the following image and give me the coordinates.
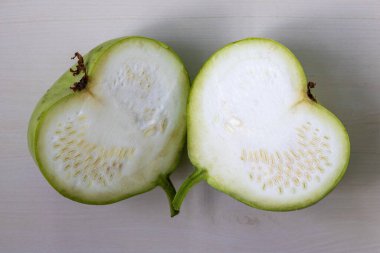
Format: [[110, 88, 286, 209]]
[[189, 39, 349, 209], [38, 39, 188, 202]]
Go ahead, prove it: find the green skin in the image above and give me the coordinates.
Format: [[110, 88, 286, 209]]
[[172, 38, 350, 212], [28, 36, 189, 217]]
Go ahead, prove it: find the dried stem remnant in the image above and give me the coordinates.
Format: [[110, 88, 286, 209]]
[[70, 52, 88, 92], [307, 81, 317, 102]]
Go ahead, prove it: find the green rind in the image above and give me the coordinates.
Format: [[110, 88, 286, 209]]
[[184, 37, 350, 211], [28, 37, 190, 213]]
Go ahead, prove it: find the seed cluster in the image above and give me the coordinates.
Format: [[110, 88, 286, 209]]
[[113, 63, 154, 90], [52, 115, 135, 187], [240, 122, 331, 194], [143, 118, 168, 137]]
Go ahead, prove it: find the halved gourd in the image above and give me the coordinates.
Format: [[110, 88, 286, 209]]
[[173, 38, 350, 211], [28, 37, 189, 216]]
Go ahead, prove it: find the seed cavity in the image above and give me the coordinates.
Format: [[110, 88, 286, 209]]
[[52, 116, 136, 188], [242, 122, 332, 194]]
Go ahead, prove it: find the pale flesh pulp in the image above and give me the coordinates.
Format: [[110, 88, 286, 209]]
[[33, 38, 189, 209], [174, 38, 350, 211]]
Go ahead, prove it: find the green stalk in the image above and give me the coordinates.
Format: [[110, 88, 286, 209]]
[[172, 170, 207, 212], [158, 175, 179, 217]]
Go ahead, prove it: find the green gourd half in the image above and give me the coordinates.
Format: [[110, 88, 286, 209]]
[[173, 38, 350, 211], [28, 37, 190, 216]]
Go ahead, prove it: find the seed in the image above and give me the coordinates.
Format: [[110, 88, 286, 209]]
[[298, 149, 305, 157], [321, 142, 330, 148], [254, 151, 259, 163], [248, 151, 253, 162], [298, 142, 307, 147], [240, 149, 247, 161], [64, 164, 70, 171], [284, 151, 293, 164], [144, 125, 156, 137], [269, 154, 275, 165], [53, 154, 61, 160], [127, 147, 136, 156], [290, 149, 299, 160], [160, 118, 168, 132], [94, 157, 101, 166], [275, 151, 282, 164], [297, 133, 306, 139]]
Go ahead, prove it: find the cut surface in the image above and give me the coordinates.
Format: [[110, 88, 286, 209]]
[[35, 38, 189, 204], [185, 38, 350, 210]]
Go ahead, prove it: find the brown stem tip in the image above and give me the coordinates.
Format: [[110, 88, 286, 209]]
[[70, 52, 88, 92], [307, 81, 317, 102]]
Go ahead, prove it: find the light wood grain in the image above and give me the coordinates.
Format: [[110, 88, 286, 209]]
[[1, 0, 379, 252]]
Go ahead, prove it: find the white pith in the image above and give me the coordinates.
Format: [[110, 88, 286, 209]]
[[38, 39, 188, 201], [190, 40, 349, 208]]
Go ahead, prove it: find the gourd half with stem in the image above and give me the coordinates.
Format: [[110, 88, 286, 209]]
[[173, 38, 350, 211], [28, 37, 189, 216]]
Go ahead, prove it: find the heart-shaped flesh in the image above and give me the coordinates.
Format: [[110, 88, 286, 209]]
[[181, 38, 350, 211], [33, 38, 189, 206]]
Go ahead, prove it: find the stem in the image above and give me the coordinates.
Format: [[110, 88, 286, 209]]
[[69, 52, 88, 92], [172, 170, 207, 212], [307, 81, 317, 102], [157, 175, 179, 217]]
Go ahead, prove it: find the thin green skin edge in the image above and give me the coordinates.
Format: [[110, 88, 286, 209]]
[[27, 36, 190, 216], [174, 37, 350, 212]]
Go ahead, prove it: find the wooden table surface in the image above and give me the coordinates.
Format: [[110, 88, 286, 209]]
[[1, 0, 379, 252]]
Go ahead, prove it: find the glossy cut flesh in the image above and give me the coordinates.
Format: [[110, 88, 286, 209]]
[[28, 37, 189, 215], [173, 38, 350, 211]]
